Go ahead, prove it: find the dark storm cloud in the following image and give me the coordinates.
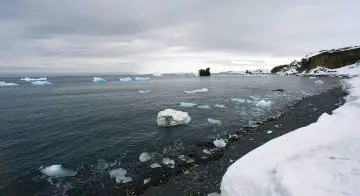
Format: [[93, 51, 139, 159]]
[[0, 0, 359, 73]]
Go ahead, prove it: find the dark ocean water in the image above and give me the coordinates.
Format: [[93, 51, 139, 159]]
[[0, 75, 341, 195]]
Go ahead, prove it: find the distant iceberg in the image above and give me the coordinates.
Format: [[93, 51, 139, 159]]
[[139, 90, 151, 94], [156, 109, 191, 127], [21, 77, 47, 82], [31, 81, 52, 86], [40, 164, 77, 177], [256, 100, 272, 108], [93, 77, 106, 84], [185, 88, 209, 94], [134, 77, 151, 81], [197, 105, 211, 109], [208, 118, 222, 125], [214, 104, 227, 108], [0, 81, 18, 87], [119, 77, 133, 82], [153, 73, 163, 77], [231, 98, 246, 103], [180, 102, 197, 107]]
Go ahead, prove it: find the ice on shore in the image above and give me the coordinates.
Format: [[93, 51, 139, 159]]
[[184, 88, 209, 94], [31, 81, 52, 86], [139, 152, 151, 162], [256, 100, 271, 108], [213, 138, 227, 148], [109, 168, 132, 183], [231, 98, 246, 103], [139, 90, 151, 94], [21, 77, 47, 82], [214, 104, 227, 108], [208, 118, 222, 125], [0, 81, 18, 87], [119, 77, 133, 82], [180, 102, 197, 107], [315, 80, 324, 85], [197, 105, 211, 109], [134, 77, 151, 81], [93, 77, 106, 84], [156, 109, 191, 127], [40, 164, 77, 177]]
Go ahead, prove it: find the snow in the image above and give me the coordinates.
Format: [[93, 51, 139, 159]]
[[139, 90, 151, 94], [214, 104, 227, 108], [180, 102, 197, 107], [119, 77, 133, 82], [221, 67, 360, 196], [109, 168, 132, 183], [150, 163, 162, 168], [143, 178, 151, 185], [162, 158, 175, 168], [40, 165, 77, 177], [231, 98, 246, 103], [213, 139, 227, 148], [21, 77, 47, 82], [93, 77, 106, 84], [315, 80, 324, 85], [156, 109, 191, 127], [184, 88, 209, 94], [197, 105, 211, 109], [139, 152, 151, 162], [31, 81, 52, 86], [134, 76, 151, 81], [208, 118, 222, 125], [256, 100, 272, 108], [0, 81, 18, 87]]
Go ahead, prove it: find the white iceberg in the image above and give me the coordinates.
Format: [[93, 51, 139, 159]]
[[21, 77, 47, 82], [213, 139, 227, 148], [0, 81, 18, 87], [109, 168, 132, 183], [143, 178, 151, 185], [93, 77, 106, 84], [139, 90, 151, 94], [119, 77, 133, 82], [231, 98, 246, 103], [139, 152, 151, 162], [214, 104, 227, 108], [150, 163, 162, 168], [31, 81, 52, 86], [256, 100, 271, 108], [184, 88, 209, 94], [134, 76, 151, 81], [40, 164, 77, 177], [197, 105, 211, 109], [156, 109, 191, 127], [221, 68, 360, 196], [315, 80, 324, 85], [180, 102, 197, 107], [162, 158, 175, 168], [208, 118, 222, 125]]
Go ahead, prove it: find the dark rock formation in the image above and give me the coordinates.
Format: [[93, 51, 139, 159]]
[[199, 68, 211, 76], [272, 46, 360, 74]]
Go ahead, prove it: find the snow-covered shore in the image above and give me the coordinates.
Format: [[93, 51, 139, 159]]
[[221, 63, 360, 196]]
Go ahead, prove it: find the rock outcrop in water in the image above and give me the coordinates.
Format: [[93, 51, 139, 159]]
[[199, 68, 211, 76], [271, 46, 360, 74]]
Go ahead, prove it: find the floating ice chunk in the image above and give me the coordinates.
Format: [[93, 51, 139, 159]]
[[21, 77, 47, 82], [93, 77, 106, 84], [309, 76, 317, 79], [180, 102, 197, 107], [119, 77, 133, 82], [40, 164, 77, 177], [267, 130, 273, 134], [162, 158, 175, 168], [139, 152, 151, 162], [177, 155, 194, 163], [150, 163, 162, 168], [214, 104, 227, 108], [143, 178, 151, 185], [153, 73, 163, 77], [139, 90, 151, 94], [231, 98, 246, 103], [315, 80, 324, 85], [256, 100, 272, 108], [109, 168, 132, 183], [197, 105, 211, 109], [156, 109, 191, 127], [0, 81, 18, 87], [208, 118, 222, 125], [213, 139, 227, 148], [203, 149, 212, 155], [31, 81, 52, 86], [230, 159, 234, 163], [134, 77, 151, 81], [184, 88, 209, 94]]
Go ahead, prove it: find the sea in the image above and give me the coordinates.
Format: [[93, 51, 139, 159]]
[[0, 75, 342, 195]]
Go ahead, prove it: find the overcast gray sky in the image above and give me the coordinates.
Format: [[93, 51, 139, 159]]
[[1, 0, 359, 74]]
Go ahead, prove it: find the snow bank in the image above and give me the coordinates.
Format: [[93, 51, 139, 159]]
[[255, 100, 271, 108], [134, 76, 151, 81], [109, 168, 132, 183], [119, 77, 133, 82], [139, 152, 151, 162], [231, 98, 246, 103], [208, 118, 222, 125], [0, 81, 18, 87], [21, 77, 47, 82], [156, 109, 191, 127], [93, 77, 106, 84], [40, 165, 77, 177], [214, 104, 227, 108], [31, 81, 52, 86], [315, 80, 324, 85], [180, 102, 197, 107], [213, 139, 227, 148], [184, 88, 209, 94], [221, 71, 360, 196], [139, 90, 151, 94], [197, 105, 211, 109]]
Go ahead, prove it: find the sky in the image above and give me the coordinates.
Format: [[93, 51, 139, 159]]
[[1, 0, 359, 74]]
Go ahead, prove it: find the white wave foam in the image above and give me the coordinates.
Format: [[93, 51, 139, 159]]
[[109, 168, 132, 183], [213, 139, 227, 148], [134, 77, 151, 81], [40, 165, 77, 177], [150, 163, 162, 168], [93, 77, 106, 84], [139, 90, 151, 94], [119, 77, 133, 82], [231, 98, 246, 103], [315, 80, 324, 85], [156, 109, 191, 127], [21, 77, 47, 82], [31, 81, 52, 86], [256, 100, 271, 108], [197, 105, 211, 109], [214, 104, 227, 108], [180, 102, 197, 107], [139, 152, 151, 162], [208, 118, 222, 125], [0, 81, 18, 87], [184, 88, 209, 94], [162, 158, 175, 168], [177, 155, 194, 163]]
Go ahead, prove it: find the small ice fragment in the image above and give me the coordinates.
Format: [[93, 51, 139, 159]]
[[0, 82, 18, 87], [21, 77, 47, 82], [197, 105, 211, 109], [214, 104, 227, 108], [203, 149, 212, 155], [275, 125, 280, 128], [256, 100, 272, 108], [150, 163, 162, 168], [315, 80, 324, 85], [267, 130, 273, 134], [208, 118, 222, 125], [31, 81, 52, 86], [213, 139, 227, 148], [184, 88, 209, 94], [178, 155, 186, 162], [162, 158, 175, 168], [184, 170, 189, 174], [143, 178, 151, 185], [180, 102, 197, 107], [119, 77, 133, 82], [121, 176, 132, 183], [134, 77, 151, 81], [109, 168, 132, 183], [93, 77, 106, 84], [309, 76, 317, 79], [156, 109, 191, 127], [139, 90, 151, 94], [153, 73, 163, 77], [96, 159, 109, 170], [139, 152, 151, 162], [40, 164, 77, 177], [230, 159, 234, 163], [313, 108, 318, 111]]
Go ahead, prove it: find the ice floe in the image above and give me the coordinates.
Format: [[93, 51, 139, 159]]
[[231, 98, 246, 103], [208, 118, 222, 125], [134, 77, 151, 81], [156, 109, 191, 127], [197, 105, 211, 109], [213, 139, 227, 148], [93, 77, 106, 84], [203, 149, 212, 155], [119, 77, 133, 82], [214, 104, 227, 108], [139, 152, 151, 162], [139, 90, 151, 94], [40, 164, 77, 177], [143, 178, 151, 185], [0, 81, 18, 87], [255, 100, 272, 108], [150, 163, 162, 168], [184, 88, 209, 94], [180, 102, 197, 107], [21, 77, 47, 82], [109, 168, 132, 183], [315, 80, 324, 85], [31, 81, 52, 86], [162, 158, 175, 168]]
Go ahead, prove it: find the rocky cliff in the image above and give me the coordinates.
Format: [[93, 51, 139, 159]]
[[272, 46, 360, 74]]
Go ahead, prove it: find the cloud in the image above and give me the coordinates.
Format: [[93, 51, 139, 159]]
[[0, 0, 359, 73]]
